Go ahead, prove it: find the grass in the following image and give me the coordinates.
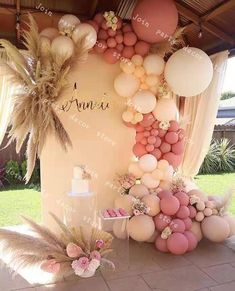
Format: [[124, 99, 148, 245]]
[[0, 173, 234, 227]]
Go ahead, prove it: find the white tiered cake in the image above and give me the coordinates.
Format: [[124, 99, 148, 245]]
[[69, 165, 92, 196]]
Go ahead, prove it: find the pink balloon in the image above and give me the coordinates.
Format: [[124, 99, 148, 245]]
[[189, 206, 197, 219], [122, 24, 133, 33], [152, 121, 159, 129], [163, 152, 181, 169], [103, 48, 119, 64], [146, 126, 152, 131], [155, 236, 169, 253], [169, 120, 179, 132], [184, 231, 198, 252], [160, 196, 180, 216], [154, 213, 172, 231], [123, 32, 138, 46], [98, 29, 108, 40], [94, 13, 104, 25], [151, 129, 159, 136], [148, 136, 156, 144], [167, 233, 188, 255], [140, 137, 148, 145], [158, 129, 167, 137], [134, 40, 150, 56], [176, 206, 190, 219], [135, 124, 145, 132], [117, 44, 124, 52], [139, 113, 155, 127], [135, 132, 145, 142], [146, 144, 154, 152], [122, 46, 135, 59], [143, 131, 151, 137], [183, 217, 193, 230], [160, 142, 171, 154], [172, 140, 185, 155], [101, 20, 109, 30], [94, 40, 107, 54], [133, 143, 147, 157], [151, 148, 162, 159], [165, 132, 179, 144], [174, 192, 189, 206], [131, 0, 178, 44], [170, 218, 186, 233], [108, 28, 117, 37], [115, 34, 124, 44], [107, 37, 117, 48], [158, 190, 173, 199], [154, 136, 162, 148]]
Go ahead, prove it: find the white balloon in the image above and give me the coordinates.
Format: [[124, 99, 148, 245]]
[[114, 73, 140, 98], [128, 162, 144, 178], [139, 154, 158, 172], [143, 54, 165, 75], [51, 36, 74, 61], [153, 98, 178, 121], [132, 90, 157, 114], [58, 14, 80, 35], [40, 28, 60, 41], [141, 173, 160, 189], [165, 47, 213, 97], [72, 23, 97, 49]]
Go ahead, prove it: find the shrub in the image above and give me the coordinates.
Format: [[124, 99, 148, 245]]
[[5, 160, 22, 184], [21, 159, 40, 187], [0, 167, 6, 188]]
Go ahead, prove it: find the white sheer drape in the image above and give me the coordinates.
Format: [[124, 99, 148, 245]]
[[179, 50, 228, 177]]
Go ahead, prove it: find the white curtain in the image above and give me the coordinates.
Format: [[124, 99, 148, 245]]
[[179, 50, 228, 178]]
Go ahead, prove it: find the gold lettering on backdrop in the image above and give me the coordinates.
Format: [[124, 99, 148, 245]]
[[60, 83, 110, 112]]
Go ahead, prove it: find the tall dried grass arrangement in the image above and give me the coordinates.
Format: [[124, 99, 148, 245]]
[[0, 14, 90, 182]]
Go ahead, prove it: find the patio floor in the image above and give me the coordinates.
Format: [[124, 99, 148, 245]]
[[1, 238, 235, 291]]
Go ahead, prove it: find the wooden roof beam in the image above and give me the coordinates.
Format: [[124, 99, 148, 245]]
[[202, 0, 235, 21]]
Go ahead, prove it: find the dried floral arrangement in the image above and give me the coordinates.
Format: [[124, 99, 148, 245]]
[[0, 213, 114, 278], [0, 14, 90, 182]]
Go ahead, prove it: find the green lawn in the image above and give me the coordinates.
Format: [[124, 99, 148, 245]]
[[0, 173, 234, 227]]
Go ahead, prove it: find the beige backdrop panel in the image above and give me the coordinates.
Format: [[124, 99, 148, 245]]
[[40, 54, 135, 229]]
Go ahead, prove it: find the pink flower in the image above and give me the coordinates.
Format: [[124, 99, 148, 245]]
[[96, 239, 105, 249], [133, 209, 141, 216], [66, 242, 83, 258], [90, 250, 101, 261], [40, 259, 60, 274], [72, 257, 89, 271]]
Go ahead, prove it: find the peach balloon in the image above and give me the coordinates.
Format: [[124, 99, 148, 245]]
[[153, 98, 179, 121], [190, 221, 203, 242], [134, 41, 150, 56], [114, 73, 140, 97], [195, 212, 205, 222], [223, 215, 235, 237], [157, 159, 170, 171], [142, 195, 161, 216], [155, 236, 169, 252], [152, 169, 163, 180], [128, 215, 155, 242], [159, 180, 171, 191], [132, 54, 144, 66], [141, 173, 160, 189], [132, 90, 157, 114], [114, 195, 134, 216], [128, 162, 144, 178], [143, 54, 165, 75], [147, 230, 159, 243], [129, 184, 149, 198]]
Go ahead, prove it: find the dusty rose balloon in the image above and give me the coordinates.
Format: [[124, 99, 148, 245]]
[[167, 233, 188, 255], [123, 32, 138, 46], [154, 137, 162, 148], [98, 29, 109, 40], [170, 218, 185, 233], [160, 142, 171, 153], [183, 217, 193, 230], [152, 120, 159, 129], [163, 152, 182, 169], [107, 37, 117, 48], [104, 48, 119, 64], [131, 0, 178, 44], [148, 136, 157, 145], [184, 231, 198, 252], [122, 23, 133, 32], [136, 132, 145, 142], [155, 236, 169, 253], [172, 140, 185, 155], [116, 16, 123, 30], [165, 132, 179, 144], [158, 129, 167, 137], [160, 196, 180, 216], [154, 213, 172, 231], [158, 190, 173, 199], [146, 144, 155, 152], [176, 205, 190, 219], [151, 148, 162, 160], [101, 20, 109, 30], [151, 129, 159, 136], [178, 128, 185, 140], [115, 34, 124, 44], [143, 131, 150, 137], [117, 44, 124, 52], [169, 120, 179, 132], [139, 113, 155, 127], [135, 124, 145, 132], [94, 13, 104, 25], [122, 46, 135, 59], [174, 192, 189, 206], [134, 41, 150, 56], [140, 138, 148, 145], [108, 28, 117, 37], [133, 143, 148, 157], [188, 206, 197, 219], [129, 184, 149, 198], [94, 40, 107, 54]]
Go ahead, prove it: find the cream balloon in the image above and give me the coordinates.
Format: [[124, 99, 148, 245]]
[[153, 98, 178, 121], [58, 14, 80, 35], [128, 162, 144, 178], [143, 54, 165, 75], [165, 47, 213, 97], [114, 195, 134, 216], [146, 230, 159, 243], [122, 111, 134, 122], [51, 36, 74, 61], [142, 195, 160, 216], [113, 220, 128, 239], [114, 73, 140, 98], [72, 23, 97, 49], [201, 215, 230, 242], [157, 159, 170, 171], [128, 215, 155, 242], [129, 184, 149, 198], [40, 28, 60, 41], [141, 173, 160, 189], [223, 215, 235, 237], [132, 90, 157, 114], [190, 221, 203, 242], [151, 169, 163, 180], [139, 154, 158, 172]]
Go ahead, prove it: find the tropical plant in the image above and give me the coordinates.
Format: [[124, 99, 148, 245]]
[[5, 160, 21, 184], [0, 167, 6, 188], [221, 91, 235, 100]]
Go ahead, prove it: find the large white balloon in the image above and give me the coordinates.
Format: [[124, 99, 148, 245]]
[[51, 36, 74, 61], [114, 73, 140, 98], [40, 28, 60, 41], [143, 54, 165, 75], [72, 23, 97, 49], [141, 174, 160, 189], [139, 154, 158, 172], [58, 14, 80, 35], [153, 98, 178, 121], [164, 47, 213, 97], [132, 90, 157, 114]]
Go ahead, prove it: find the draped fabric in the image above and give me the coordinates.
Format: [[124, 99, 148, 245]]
[[179, 50, 229, 178]]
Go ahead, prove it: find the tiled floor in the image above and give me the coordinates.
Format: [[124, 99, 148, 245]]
[[1, 239, 235, 291]]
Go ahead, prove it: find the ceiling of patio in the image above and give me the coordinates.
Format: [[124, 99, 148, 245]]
[[0, 0, 235, 56]]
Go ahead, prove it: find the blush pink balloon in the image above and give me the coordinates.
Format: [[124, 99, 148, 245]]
[[151, 129, 159, 136], [160, 196, 180, 216], [98, 29, 109, 40], [94, 40, 107, 54], [158, 190, 173, 199], [123, 32, 138, 46], [184, 231, 198, 252], [189, 206, 197, 219], [154, 136, 162, 148], [165, 132, 179, 144], [135, 132, 145, 142], [135, 124, 145, 132], [107, 37, 117, 48], [103, 48, 119, 64], [170, 218, 186, 233], [117, 44, 124, 52], [154, 213, 172, 231], [131, 0, 178, 44], [146, 144, 154, 152], [160, 142, 171, 153], [169, 120, 179, 132], [167, 233, 188, 255], [140, 137, 148, 145], [133, 143, 147, 157], [143, 131, 151, 137], [176, 205, 190, 219], [94, 13, 104, 25], [174, 192, 189, 206], [148, 136, 157, 144], [172, 140, 185, 155], [163, 152, 181, 169], [122, 24, 133, 32], [155, 236, 169, 253], [134, 40, 150, 56], [158, 129, 167, 137], [152, 121, 159, 129], [115, 34, 124, 44], [151, 148, 162, 159], [122, 46, 135, 59], [183, 217, 193, 230], [139, 113, 155, 127]]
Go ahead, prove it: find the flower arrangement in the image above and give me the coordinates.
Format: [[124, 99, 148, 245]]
[[0, 213, 114, 278], [132, 197, 150, 216], [115, 173, 136, 195], [103, 11, 119, 31]]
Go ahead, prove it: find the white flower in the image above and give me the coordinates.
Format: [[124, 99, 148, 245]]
[[159, 121, 170, 130], [87, 259, 100, 272], [161, 226, 172, 239]]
